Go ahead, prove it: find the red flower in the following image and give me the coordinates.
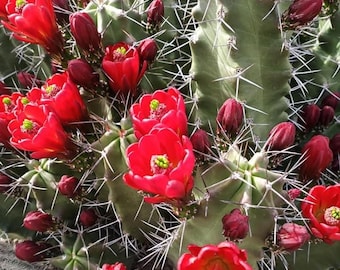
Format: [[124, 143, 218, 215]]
[[123, 128, 195, 204], [177, 241, 252, 270], [277, 223, 310, 252], [301, 184, 340, 244], [216, 98, 243, 137], [299, 135, 333, 181], [8, 104, 76, 159], [23, 210, 55, 232], [222, 208, 249, 241], [130, 87, 187, 139], [15, 240, 50, 262], [102, 262, 127, 270], [0, 0, 8, 19], [102, 42, 147, 95], [266, 122, 296, 151], [1, 0, 64, 56]]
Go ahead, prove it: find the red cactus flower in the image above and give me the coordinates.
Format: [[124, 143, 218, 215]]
[[0, 0, 9, 19], [282, 0, 323, 29], [222, 208, 249, 241], [299, 135, 333, 181], [23, 210, 55, 232], [216, 98, 243, 136], [301, 184, 340, 244], [102, 262, 127, 270], [123, 127, 195, 205], [1, 0, 64, 56], [277, 223, 310, 252], [266, 122, 296, 151], [15, 240, 50, 262], [177, 241, 252, 270], [69, 11, 101, 52], [130, 87, 188, 139], [79, 209, 97, 227], [190, 129, 211, 160], [102, 42, 148, 95], [58, 175, 81, 199], [8, 104, 77, 159]]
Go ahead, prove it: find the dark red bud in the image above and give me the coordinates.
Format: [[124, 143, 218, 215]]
[[15, 241, 50, 262], [0, 81, 11, 95], [216, 98, 243, 136], [267, 122, 296, 151], [277, 223, 310, 252], [58, 175, 81, 198], [23, 210, 55, 232], [330, 133, 340, 155], [190, 129, 211, 160], [318, 105, 335, 127], [0, 173, 12, 193], [67, 59, 99, 89], [79, 209, 97, 227], [146, 0, 164, 25], [222, 208, 249, 241], [53, 0, 70, 24], [299, 104, 321, 132], [287, 188, 301, 201], [321, 91, 340, 110], [137, 38, 158, 63], [17, 72, 42, 89], [70, 12, 101, 52]]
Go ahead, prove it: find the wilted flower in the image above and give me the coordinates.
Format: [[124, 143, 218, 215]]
[[277, 223, 310, 252], [177, 241, 252, 270], [15, 240, 50, 262], [299, 135, 333, 181], [301, 184, 340, 244], [23, 210, 55, 232], [216, 98, 243, 136], [266, 122, 296, 151], [222, 208, 249, 241]]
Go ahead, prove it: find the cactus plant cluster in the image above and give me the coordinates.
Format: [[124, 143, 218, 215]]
[[0, 0, 339, 269]]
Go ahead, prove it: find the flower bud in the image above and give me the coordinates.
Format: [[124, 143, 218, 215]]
[[17, 72, 42, 89], [102, 262, 127, 270], [321, 91, 340, 110], [222, 208, 249, 241], [146, 0, 164, 33], [58, 175, 81, 198], [282, 0, 323, 29], [190, 129, 211, 160], [0, 173, 12, 193], [137, 38, 158, 63], [287, 188, 301, 201], [53, 0, 70, 25], [67, 59, 99, 89], [15, 240, 50, 262], [216, 98, 243, 136], [318, 105, 335, 127], [70, 12, 101, 52], [299, 104, 321, 132], [23, 210, 55, 232], [277, 223, 310, 252], [267, 122, 296, 151], [0, 81, 11, 95], [330, 134, 340, 172], [299, 135, 333, 181], [79, 209, 97, 227]]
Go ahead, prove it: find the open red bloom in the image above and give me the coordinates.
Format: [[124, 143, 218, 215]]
[[8, 104, 76, 159], [102, 42, 147, 95], [177, 241, 252, 270], [123, 127, 195, 204], [301, 185, 340, 244], [1, 0, 64, 56], [102, 262, 127, 270], [130, 87, 188, 139]]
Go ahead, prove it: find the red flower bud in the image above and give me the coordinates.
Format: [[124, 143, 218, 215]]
[[216, 98, 243, 136], [79, 209, 97, 227], [321, 91, 340, 110], [102, 262, 127, 270], [277, 223, 310, 252], [58, 175, 81, 198], [0, 81, 11, 95], [53, 0, 70, 25], [190, 129, 211, 160], [267, 122, 296, 151], [23, 210, 55, 232], [70, 12, 101, 52], [17, 72, 42, 89], [299, 104, 321, 132], [330, 134, 340, 172], [0, 173, 12, 193], [318, 105, 335, 127], [282, 0, 323, 29], [137, 38, 158, 63], [299, 135, 333, 181], [222, 208, 249, 241], [15, 240, 50, 262], [287, 188, 301, 201], [67, 59, 99, 89], [146, 0, 164, 26]]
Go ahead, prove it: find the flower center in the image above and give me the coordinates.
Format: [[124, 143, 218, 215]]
[[150, 155, 170, 174], [2, 97, 15, 112], [21, 119, 39, 134], [206, 258, 229, 270], [21, 97, 29, 105], [43, 84, 59, 97], [324, 206, 340, 226], [15, 0, 26, 11], [149, 99, 166, 120], [112, 46, 128, 61]]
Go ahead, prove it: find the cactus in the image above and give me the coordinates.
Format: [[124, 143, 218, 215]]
[[0, 0, 339, 270]]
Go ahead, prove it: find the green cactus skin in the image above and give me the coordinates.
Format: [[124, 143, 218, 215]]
[[189, 0, 291, 140]]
